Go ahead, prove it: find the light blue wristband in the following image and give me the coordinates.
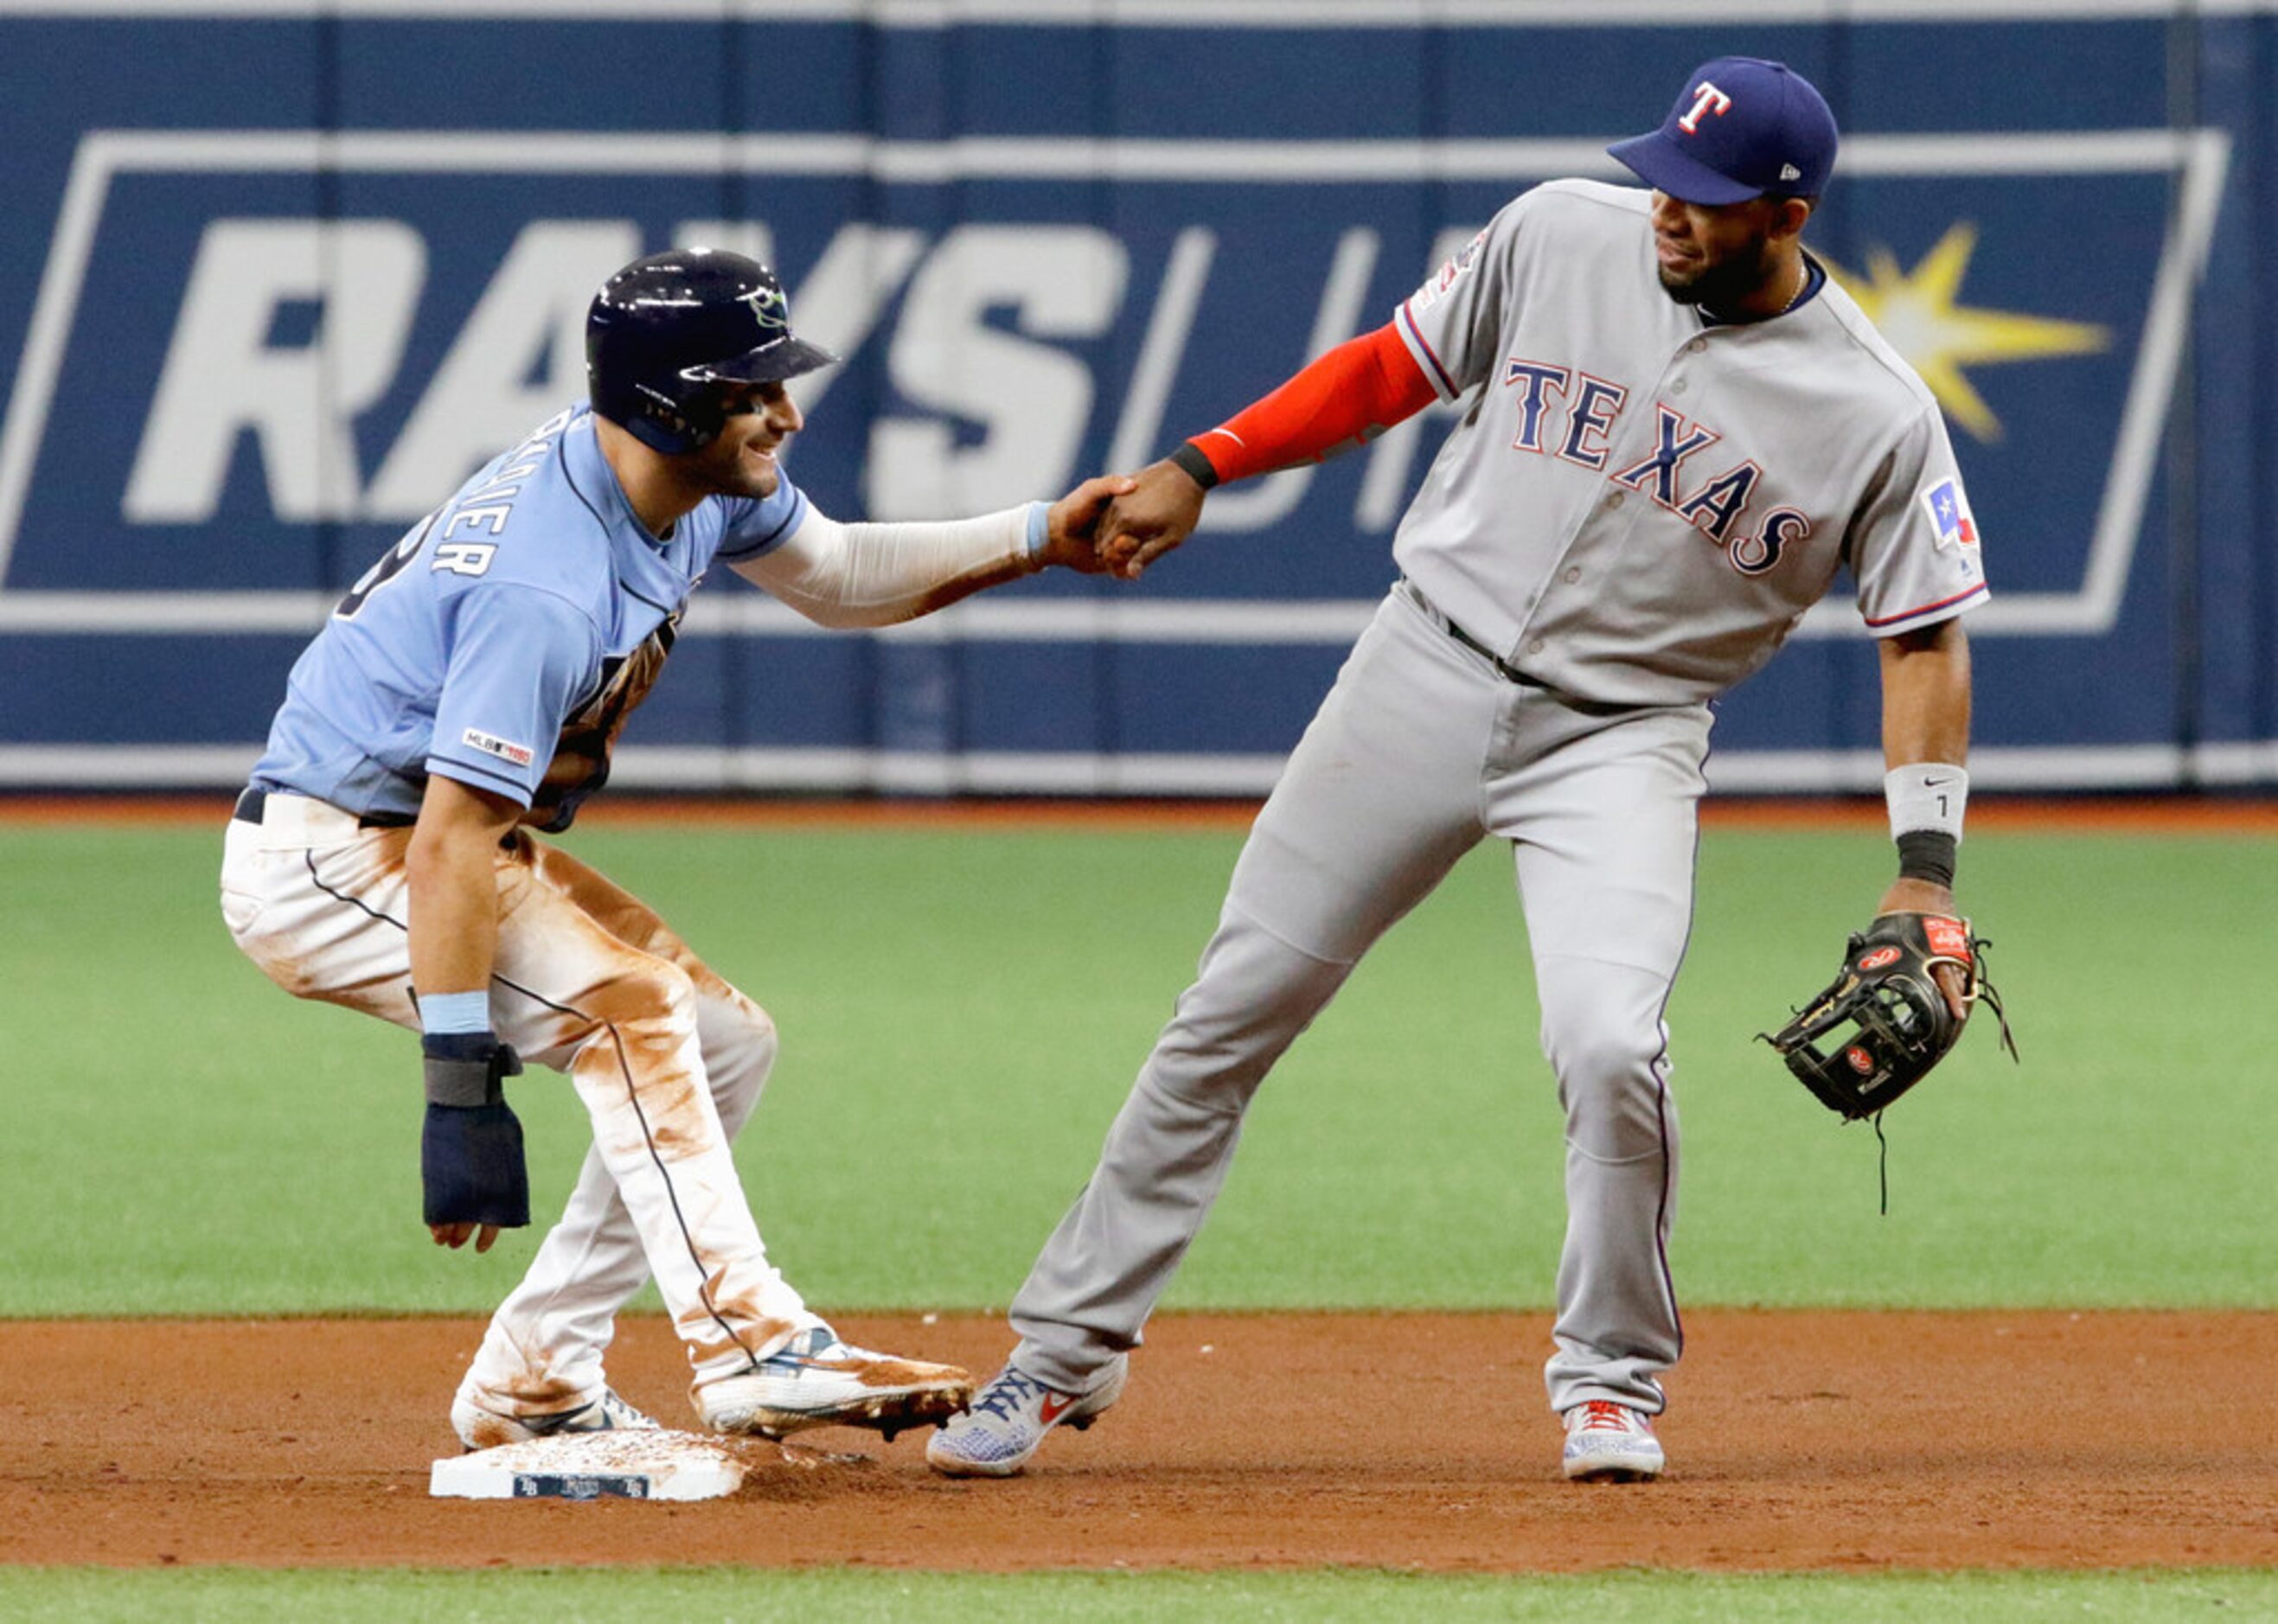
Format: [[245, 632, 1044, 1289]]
[[1024, 501, 1050, 559], [418, 990, 492, 1036]]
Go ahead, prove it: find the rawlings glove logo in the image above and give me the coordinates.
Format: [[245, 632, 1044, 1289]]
[[1760, 911, 2018, 1122]]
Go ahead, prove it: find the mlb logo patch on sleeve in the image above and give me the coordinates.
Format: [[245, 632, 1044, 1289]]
[[463, 727, 534, 767], [1921, 478, 1979, 550]]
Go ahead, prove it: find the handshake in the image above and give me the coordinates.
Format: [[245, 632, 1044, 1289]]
[[1037, 456, 1211, 583]]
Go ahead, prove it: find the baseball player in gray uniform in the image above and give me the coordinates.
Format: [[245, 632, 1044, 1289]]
[[221, 248, 1130, 1449], [930, 57, 1986, 1483]]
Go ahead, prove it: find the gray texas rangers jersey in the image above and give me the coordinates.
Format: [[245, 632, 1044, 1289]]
[[1391, 179, 1988, 707]]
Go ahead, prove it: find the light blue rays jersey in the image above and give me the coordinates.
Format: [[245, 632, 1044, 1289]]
[[250, 403, 808, 831]]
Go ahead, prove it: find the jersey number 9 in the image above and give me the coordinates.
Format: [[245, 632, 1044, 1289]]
[[335, 515, 436, 620]]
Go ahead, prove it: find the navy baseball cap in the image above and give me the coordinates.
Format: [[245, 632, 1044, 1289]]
[[1608, 57, 1838, 205]]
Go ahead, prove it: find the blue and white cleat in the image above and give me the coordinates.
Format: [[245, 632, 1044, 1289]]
[[925, 1357, 1128, 1478], [451, 1384, 661, 1453], [698, 1324, 971, 1441]]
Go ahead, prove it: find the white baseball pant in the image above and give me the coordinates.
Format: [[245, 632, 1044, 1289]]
[[220, 793, 807, 1423]]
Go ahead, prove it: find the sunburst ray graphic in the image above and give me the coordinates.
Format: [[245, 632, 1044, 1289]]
[[1822, 223, 2110, 443]]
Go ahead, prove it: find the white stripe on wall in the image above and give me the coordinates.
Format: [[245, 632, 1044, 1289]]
[[8, 740, 2273, 793]]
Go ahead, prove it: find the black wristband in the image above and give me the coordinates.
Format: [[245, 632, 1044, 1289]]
[[1168, 441, 1220, 490], [420, 1033, 523, 1109], [1895, 828, 1958, 888]]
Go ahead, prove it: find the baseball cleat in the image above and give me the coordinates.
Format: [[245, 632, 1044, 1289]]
[[1560, 1399, 1665, 1482], [451, 1385, 661, 1453], [697, 1324, 972, 1439], [925, 1357, 1127, 1478]]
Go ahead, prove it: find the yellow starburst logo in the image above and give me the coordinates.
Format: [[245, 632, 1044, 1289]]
[[1822, 223, 2110, 443]]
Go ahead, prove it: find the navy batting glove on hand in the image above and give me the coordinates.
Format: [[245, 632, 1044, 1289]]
[[419, 1033, 530, 1229]]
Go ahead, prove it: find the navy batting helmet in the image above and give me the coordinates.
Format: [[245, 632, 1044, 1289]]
[[585, 248, 839, 455]]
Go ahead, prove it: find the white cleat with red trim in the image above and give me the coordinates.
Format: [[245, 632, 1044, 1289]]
[[1561, 1399, 1666, 1482]]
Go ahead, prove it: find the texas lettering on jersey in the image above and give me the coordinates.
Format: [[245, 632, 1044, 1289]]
[[1385, 181, 1987, 707], [1500, 359, 1808, 578]]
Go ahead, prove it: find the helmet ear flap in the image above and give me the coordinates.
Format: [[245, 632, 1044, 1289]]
[[588, 340, 722, 456], [593, 377, 681, 455], [676, 385, 730, 451], [611, 374, 726, 456]]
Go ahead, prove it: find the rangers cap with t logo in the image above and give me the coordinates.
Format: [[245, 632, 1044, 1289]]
[[1608, 56, 1839, 206]]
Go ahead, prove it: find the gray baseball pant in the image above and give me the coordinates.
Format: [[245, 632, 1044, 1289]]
[[1008, 585, 1710, 1415]]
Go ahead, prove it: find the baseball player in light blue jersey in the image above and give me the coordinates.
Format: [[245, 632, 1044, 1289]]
[[931, 58, 1989, 1484], [222, 248, 1130, 1449]]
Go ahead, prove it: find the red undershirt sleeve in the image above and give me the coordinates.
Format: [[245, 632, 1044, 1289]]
[[1171, 323, 1440, 489]]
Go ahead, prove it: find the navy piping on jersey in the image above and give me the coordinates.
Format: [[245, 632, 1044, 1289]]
[[298, 847, 765, 1370], [1862, 581, 1988, 630], [621, 582, 677, 617], [556, 430, 615, 539], [1398, 301, 1461, 398], [425, 754, 529, 804], [560, 408, 802, 566], [714, 497, 803, 564]]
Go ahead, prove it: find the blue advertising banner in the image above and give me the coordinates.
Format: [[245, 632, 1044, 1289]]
[[0, 2, 2270, 792]]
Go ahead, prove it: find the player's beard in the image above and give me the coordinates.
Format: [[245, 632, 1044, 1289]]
[[689, 432, 782, 501], [1657, 233, 1779, 316]]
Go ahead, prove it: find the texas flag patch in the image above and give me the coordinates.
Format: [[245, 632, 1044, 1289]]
[[1921, 478, 1979, 550], [1409, 227, 1487, 317]]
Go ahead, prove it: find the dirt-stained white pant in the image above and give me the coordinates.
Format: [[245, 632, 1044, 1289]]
[[220, 794, 806, 1423]]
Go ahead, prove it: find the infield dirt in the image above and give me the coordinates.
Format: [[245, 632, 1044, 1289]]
[[6, 1310, 2274, 1572]]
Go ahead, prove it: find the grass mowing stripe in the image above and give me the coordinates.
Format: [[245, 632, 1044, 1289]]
[[3, 824, 2270, 1314], [2, 1566, 2273, 1621]]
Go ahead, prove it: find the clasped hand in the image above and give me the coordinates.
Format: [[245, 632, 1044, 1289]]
[[1040, 459, 1209, 579]]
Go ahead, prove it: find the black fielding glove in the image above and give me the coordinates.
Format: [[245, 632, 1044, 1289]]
[[420, 1033, 530, 1229], [1760, 911, 2015, 1121]]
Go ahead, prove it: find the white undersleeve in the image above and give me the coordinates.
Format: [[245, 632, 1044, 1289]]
[[732, 503, 1040, 628]]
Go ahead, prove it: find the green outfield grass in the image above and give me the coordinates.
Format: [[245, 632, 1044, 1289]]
[[3, 1564, 2272, 1621], [1, 817, 2270, 1316]]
